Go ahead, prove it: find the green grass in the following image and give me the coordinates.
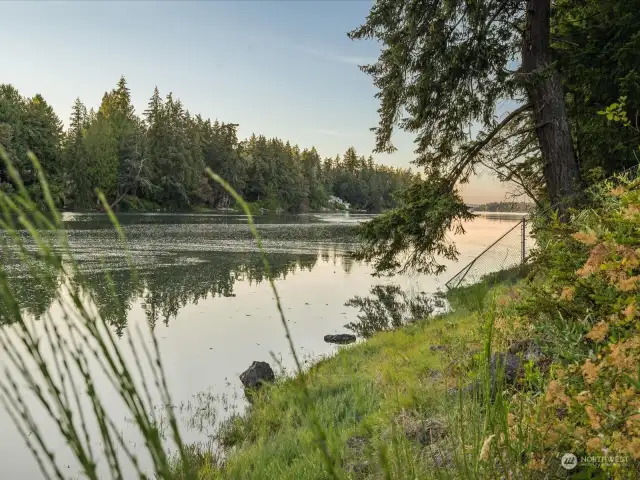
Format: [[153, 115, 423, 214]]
[[172, 286, 493, 479], [446, 264, 530, 312]]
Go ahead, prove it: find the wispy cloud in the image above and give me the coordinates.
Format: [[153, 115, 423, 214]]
[[290, 44, 376, 66], [246, 32, 376, 66]]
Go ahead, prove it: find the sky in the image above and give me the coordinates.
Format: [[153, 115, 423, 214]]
[[2, 0, 512, 204]]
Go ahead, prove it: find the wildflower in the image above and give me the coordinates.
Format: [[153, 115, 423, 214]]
[[560, 287, 575, 302], [572, 231, 599, 246], [624, 301, 638, 321], [581, 359, 599, 385], [622, 204, 640, 220], [479, 434, 495, 461], [585, 321, 609, 343], [585, 405, 602, 430], [576, 243, 608, 278], [609, 186, 626, 197], [586, 437, 604, 453], [617, 245, 640, 268], [545, 429, 560, 445], [546, 380, 570, 406], [617, 275, 640, 292], [576, 391, 591, 405], [626, 414, 640, 435], [608, 340, 639, 373], [626, 437, 640, 460]]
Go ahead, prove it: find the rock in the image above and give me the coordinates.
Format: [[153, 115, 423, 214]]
[[447, 339, 548, 399], [324, 333, 356, 345], [239, 361, 275, 391], [430, 344, 448, 352], [489, 352, 523, 386], [508, 339, 544, 363]]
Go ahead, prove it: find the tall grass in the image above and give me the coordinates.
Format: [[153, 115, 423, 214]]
[[0, 146, 193, 478], [434, 284, 538, 480], [0, 147, 340, 479]]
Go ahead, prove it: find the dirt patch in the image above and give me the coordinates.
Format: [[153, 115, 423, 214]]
[[396, 411, 447, 446], [344, 435, 371, 477]]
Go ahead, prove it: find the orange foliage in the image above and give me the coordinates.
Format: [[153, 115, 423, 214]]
[[585, 321, 609, 343]]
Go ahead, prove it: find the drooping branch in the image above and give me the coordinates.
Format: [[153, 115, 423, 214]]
[[480, 157, 544, 208], [351, 177, 474, 277], [488, 126, 536, 150], [449, 102, 533, 182]]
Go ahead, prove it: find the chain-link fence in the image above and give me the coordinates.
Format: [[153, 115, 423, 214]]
[[445, 217, 533, 289], [445, 163, 640, 290]]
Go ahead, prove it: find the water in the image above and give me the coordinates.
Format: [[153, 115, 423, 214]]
[[0, 211, 526, 478]]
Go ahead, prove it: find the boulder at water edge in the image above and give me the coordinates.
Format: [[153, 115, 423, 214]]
[[324, 334, 356, 345], [240, 361, 275, 391]]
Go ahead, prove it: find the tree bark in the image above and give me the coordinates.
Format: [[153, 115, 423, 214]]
[[522, 0, 581, 219]]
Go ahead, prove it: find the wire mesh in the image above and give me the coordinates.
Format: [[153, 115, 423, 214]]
[[445, 218, 533, 289], [445, 163, 639, 289]]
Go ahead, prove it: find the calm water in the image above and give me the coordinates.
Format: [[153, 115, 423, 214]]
[[0, 211, 527, 478]]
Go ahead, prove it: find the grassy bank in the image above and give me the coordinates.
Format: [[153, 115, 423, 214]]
[[175, 300, 479, 479], [173, 173, 640, 479], [171, 279, 515, 479]]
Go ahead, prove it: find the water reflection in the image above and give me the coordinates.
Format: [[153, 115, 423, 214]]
[[1, 248, 349, 335], [0, 211, 529, 335]]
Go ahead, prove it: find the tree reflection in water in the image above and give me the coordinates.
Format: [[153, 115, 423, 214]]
[[0, 248, 347, 336]]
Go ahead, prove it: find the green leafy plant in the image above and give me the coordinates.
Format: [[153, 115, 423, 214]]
[[598, 96, 632, 127]]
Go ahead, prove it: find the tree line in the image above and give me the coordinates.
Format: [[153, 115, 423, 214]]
[[475, 201, 534, 213], [0, 79, 418, 213]]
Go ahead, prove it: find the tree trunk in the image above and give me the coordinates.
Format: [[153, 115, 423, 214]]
[[522, 0, 581, 219]]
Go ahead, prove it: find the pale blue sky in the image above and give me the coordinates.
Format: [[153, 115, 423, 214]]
[[2, 0, 509, 203]]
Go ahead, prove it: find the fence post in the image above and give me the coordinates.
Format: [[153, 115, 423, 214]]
[[521, 218, 526, 264]]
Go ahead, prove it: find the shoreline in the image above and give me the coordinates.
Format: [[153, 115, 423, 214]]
[[169, 278, 503, 477]]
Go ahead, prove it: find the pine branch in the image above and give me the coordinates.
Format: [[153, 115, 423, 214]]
[[450, 102, 533, 182]]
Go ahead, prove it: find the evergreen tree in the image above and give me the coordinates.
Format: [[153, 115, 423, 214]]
[[64, 98, 91, 207], [23, 94, 65, 204], [83, 113, 119, 202], [347, 0, 586, 276], [0, 85, 64, 203], [98, 76, 145, 206]]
